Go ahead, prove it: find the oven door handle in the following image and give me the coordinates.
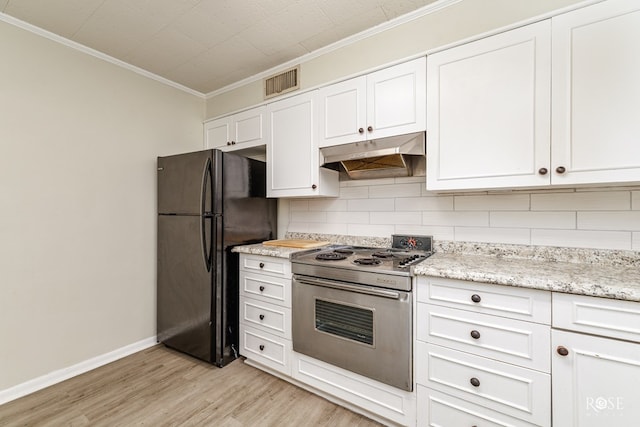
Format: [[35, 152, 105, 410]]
[[294, 276, 402, 300]]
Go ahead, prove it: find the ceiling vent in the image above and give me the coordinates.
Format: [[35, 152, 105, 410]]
[[264, 66, 300, 99]]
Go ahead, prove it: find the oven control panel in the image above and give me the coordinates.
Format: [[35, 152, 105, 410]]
[[392, 234, 433, 252]]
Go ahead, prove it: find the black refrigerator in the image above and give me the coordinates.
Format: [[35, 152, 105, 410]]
[[157, 149, 277, 367]]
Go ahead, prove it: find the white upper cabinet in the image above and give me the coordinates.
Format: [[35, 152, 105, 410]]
[[551, 0, 640, 186], [426, 21, 552, 191], [267, 91, 339, 198], [318, 57, 426, 148], [318, 77, 366, 147], [204, 106, 267, 151], [427, 0, 640, 192]]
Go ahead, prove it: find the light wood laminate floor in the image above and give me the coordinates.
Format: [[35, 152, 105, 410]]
[[0, 345, 382, 426]]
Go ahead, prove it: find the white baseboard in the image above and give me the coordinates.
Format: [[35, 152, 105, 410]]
[[0, 336, 158, 405]]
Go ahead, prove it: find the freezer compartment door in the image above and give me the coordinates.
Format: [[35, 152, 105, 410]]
[[157, 150, 213, 215], [158, 215, 213, 362]]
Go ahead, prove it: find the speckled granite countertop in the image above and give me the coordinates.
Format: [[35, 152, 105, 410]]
[[232, 233, 391, 259], [234, 234, 640, 302], [416, 241, 640, 302], [414, 252, 640, 302]]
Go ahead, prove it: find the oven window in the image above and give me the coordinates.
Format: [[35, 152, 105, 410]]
[[315, 299, 373, 345]]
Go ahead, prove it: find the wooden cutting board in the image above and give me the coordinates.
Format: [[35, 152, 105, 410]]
[[262, 239, 330, 249]]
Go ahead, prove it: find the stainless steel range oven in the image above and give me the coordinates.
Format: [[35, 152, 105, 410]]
[[291, 235, 433, 391]]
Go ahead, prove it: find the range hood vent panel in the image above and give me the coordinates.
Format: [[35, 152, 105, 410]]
[[320, 132, 425, 180]]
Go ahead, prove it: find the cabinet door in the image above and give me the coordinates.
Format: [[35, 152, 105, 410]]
[[426, 21, 551, 191], [551, 0, 640, 185], [267, 92, 339, 198], [233, 106, 266, 146], [552, 329, 640, 427], [318, 76, 366, 148], [367, 57, 426, 140], [204, 116, 232, 149]]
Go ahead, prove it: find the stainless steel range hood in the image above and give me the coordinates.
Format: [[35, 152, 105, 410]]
[[320, 132, 425, 180]]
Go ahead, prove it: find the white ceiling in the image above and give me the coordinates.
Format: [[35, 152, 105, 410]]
[[1, 0, 439, 95]]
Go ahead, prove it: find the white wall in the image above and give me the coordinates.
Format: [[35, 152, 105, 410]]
[[0, 19, 203, 391], [205, 0, 586, 118], [285, 178, 640, 251]]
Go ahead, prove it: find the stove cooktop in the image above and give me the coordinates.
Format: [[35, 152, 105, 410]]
[[291, 235, 433, 277]]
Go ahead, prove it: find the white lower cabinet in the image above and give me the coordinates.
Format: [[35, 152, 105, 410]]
[[239, 254, 292, 376], [240, 325, 292, 375], [417, 342, 550, 426], [292, 352, 416, 426], [416, 277, 551, 426], [551, 293, 640, 427], [418, 386, 537, 427], [418, 303, 550, 372]]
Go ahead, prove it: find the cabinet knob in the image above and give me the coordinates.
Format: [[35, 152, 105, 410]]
[[259, 262, 264, 268], [470, 377, 480, 387], [231, 141, 236, 145], [226, 141, 231, 146], [358, 127, 364, 134], [538, 167, 548, 175], [259, 314, 265, 320], [259, 344, 265, 351], [259, 285, 265, 292], [470, 330, 481, 339], [367, 126, 373, 132], [312, 184, 317, 190], [557, 346, 569, 356], [556, 166, 566, 174], [471, 294, 481, 303]]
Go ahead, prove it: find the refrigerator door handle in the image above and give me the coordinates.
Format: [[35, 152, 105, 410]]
[[201, 157, 213, 272], [201, 216, 212, 272], [201, 156, 212, 216]]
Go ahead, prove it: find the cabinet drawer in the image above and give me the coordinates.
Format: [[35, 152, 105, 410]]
[[240, 296, 291, 338], [240, 325, 291, 376], [417, 277, 551, 324], [416, 342, 550, 426], [417, 303, 550, 372], [240, 271, 291, 307], [240, 254, 291, 279], [292, 352, 415, 426], [418, 386, 537, 427], [553, 293, 640, 343]]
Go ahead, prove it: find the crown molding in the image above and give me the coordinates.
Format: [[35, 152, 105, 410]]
[[205, 0, 462, 99], [0, 12, 206, 99]]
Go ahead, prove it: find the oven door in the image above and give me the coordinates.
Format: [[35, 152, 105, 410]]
[[292, 274, 412, 391]]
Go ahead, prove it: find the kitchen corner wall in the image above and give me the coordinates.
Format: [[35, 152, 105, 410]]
[[0, 19, 203, 391], [283, 177, 640, 251]]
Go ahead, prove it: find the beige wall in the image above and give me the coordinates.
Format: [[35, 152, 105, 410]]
[[0, 20, 203, 390], [205, 0, 585, 118]]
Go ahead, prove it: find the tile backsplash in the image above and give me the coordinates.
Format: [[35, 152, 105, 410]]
[[283, 177, 640, 251]]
